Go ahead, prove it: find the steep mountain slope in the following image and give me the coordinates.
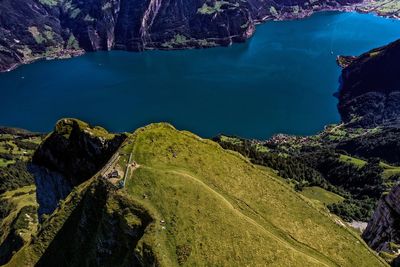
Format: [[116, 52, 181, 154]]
[[0, 186, 38, 266], [338, 39, 400, 128], [2, 0, 396, 72], [0, 129, 42, 265], [0, 0, 254, 72], [31, 118, 126, 216], [4, 121, 386, 266], [363, 184, 400, 263], [214, 123, 400, 225]]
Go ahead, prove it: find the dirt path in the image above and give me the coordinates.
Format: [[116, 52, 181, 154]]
[[121, 148, 140, 187], [167, 169, 339, 267]]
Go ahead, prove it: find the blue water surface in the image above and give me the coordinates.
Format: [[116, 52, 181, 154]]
[[2, 11, 400, 138]]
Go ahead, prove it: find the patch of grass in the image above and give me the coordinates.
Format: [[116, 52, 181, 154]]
[[339, 154, 367, 168], [380, 162, 400, 179], [161, 34, 189, 48], [301, 186, 344, 207], [55, 118, 115, 140], [28, 27, 45, 44], [269, 6, 278, 17], [69, 8, 81, 19], [161, 35, 217, 49], [0, 159, 15, 167], [379, 251, 397, 264], [197, 1, 230, 14], [38, 0, 59, 6], [67, 34, 80, 50], [219, 135, 242, 145], [44, 30, 54, 41]]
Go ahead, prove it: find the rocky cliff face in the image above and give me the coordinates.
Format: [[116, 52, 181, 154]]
[[337, 39, 400, 128], [33, 179, 155, 267], [1, 120, 157, 266], [31, 166, 72, 217], [32, 118, 126, 186], [363, 184, 400, 263], [0, 0, 255, 71], [0, 0, 368, 72]]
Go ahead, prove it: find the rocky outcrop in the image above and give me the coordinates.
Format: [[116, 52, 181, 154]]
[[363, 184, 400, 264], [33, 179, 156, 267], [30, 166, 72, 217], [337, 39, 400, 128], [336, 55, 356, 68], [32, 118, 126, 186]]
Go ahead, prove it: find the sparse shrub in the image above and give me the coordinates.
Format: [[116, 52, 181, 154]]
[[176, 244, 192, 265]]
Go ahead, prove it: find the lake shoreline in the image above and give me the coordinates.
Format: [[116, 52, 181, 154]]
[[2, 12, 400, 138], [2, 5, 399, 74]]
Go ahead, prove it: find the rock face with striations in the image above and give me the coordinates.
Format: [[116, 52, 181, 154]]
[[0, 0, 255, 71], [32, 118, 126, 186], [337, 39, 400, 128], [0, 0, 364, 71], [363, 184, 400, 260]]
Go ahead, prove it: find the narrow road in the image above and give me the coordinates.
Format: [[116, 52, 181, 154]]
[[122, 150, 133, 187], [98, 152, 120, 176]]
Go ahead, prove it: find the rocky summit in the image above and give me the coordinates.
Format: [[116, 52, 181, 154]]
[[33, 118, 126, 185]]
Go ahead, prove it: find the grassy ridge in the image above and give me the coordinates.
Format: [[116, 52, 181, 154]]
[[3, 122, 388, 266], [123, 123, 386, 266]]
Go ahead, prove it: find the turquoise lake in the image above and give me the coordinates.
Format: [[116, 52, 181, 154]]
[[2, 11, 400, 138]]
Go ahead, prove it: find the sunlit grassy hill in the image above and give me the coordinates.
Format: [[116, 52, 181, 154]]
[[120, 123, 385, 266], [5, 122, 387, 266]]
